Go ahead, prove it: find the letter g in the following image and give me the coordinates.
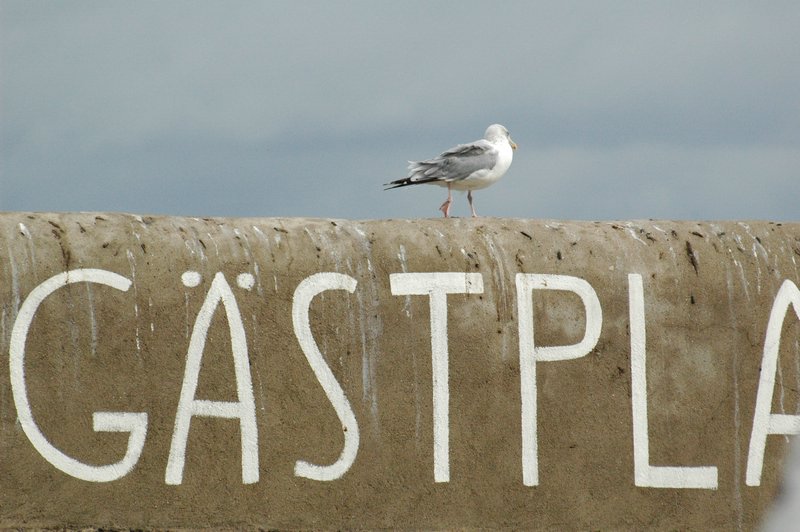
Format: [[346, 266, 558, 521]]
[[9, 269, 147, 482]]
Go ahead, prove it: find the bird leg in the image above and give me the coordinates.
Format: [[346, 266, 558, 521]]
[[439, 184, 452, 218], [468, 190, 478, 217]]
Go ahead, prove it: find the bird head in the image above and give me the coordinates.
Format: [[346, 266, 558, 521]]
[[485, 124, 516, 150]]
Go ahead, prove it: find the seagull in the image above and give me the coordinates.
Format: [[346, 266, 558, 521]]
[[385, 124, 517, 218]]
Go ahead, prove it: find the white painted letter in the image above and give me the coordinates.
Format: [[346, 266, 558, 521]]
[[165, 272, 258, 485], [746, 279, 800, 486], [9, 269, 147, 482], [629, 273, 718, 489], [516, 273, 602, 486], [292, 272, 360, 481], [390, 272, 484, 483]]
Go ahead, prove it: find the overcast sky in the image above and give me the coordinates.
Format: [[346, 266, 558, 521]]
[[1, 1, 799, 220]]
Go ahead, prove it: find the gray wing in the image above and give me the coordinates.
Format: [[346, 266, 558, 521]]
[[385, 140, 498, 189]]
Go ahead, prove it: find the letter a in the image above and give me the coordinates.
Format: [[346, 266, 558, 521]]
[[165, 272, 258, 485], [746, 279, 800, 486]]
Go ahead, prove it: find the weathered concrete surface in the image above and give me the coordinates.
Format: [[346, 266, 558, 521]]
[[1, 212, 799, 529]]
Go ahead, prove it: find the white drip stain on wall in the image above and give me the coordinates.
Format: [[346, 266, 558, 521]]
[[481, 230, 513, 361], [397, 245, 412, 318], [17, 222, 31, 239], [205, 230, 220, 258], [733, 259, 750, 301], [738, 223, 771, 295], [304, 226, 343, 272], [796, 337, 800, 419], [352, 224, 383, 433], [777, 358, 789, 444], [0, 307, 6, 423], [178, 225, 208, 263], [126, 249, 141, 355], [3, 228, 24, 421], [6, 241, 20, 317], [148, 297, 155, 334], [85, 282, 98, 358], [725, 266, 745, 532], [0, 307, 5, 355], [753, 244, 764, 295], [624, 223, 648, 246], [651, 224, 678, 263], [395, 242, 422, 443], [234, 228, 263, 296], [721, 231, 751, 532], [183, 292, 191, 340], [722, 231, 750, 527], [18, 223, 36, 272], [251, 225, 280, 293]]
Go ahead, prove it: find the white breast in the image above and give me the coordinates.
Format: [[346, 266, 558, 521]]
[[490, 142, 514, 181], [452, 140, 514, 191]]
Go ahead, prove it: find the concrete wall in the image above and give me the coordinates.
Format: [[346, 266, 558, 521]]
[[1, 212, 798, 529]]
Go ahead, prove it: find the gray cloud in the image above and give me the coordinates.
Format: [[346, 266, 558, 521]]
[[2, 1, 799, 220]]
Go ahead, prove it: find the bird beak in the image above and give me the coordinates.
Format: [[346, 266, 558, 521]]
[[510, 139, 517, 150]]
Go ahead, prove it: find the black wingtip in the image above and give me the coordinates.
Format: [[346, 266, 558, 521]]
[[383, 179, 410, 190]]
